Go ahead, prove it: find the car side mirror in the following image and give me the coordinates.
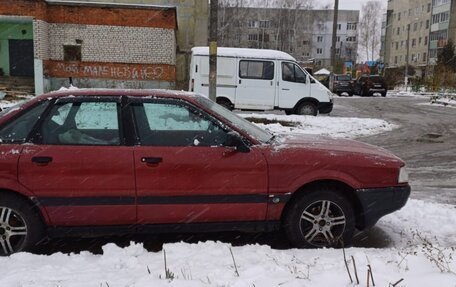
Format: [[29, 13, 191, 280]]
[[309, 76, 315, 83], [225, 131, 250, 153]]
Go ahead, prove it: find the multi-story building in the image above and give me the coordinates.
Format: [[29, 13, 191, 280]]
[[429, 0, 452, 64], [218, 6, 359, 70], [384, 0, 432, 76]]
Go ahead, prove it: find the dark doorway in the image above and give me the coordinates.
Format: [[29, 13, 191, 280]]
[[9, 39, 34, 77]]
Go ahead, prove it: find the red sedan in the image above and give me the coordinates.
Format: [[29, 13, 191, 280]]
[[0, 89, 410, 255]]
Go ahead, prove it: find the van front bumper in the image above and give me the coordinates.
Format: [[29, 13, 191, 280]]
[[356, 184, 411, 229], [318, 101, 333, 114]]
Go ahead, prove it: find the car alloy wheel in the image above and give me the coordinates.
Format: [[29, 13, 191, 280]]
[[0, 206, 28, 255], [299, 200, 346, 247]]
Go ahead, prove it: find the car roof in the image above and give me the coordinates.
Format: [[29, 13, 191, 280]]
[[36, 88, 204, 101]]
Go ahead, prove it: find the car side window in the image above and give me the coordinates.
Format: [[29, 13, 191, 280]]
[[239, 60, 274, 80], [133, 101, 228, 147], [0, 100, 49, 144], [40, 101, 120, 145], [282, 62, 295, 82]]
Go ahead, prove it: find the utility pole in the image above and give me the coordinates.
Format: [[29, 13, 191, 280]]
[[209, 0, 218, 102], [330, 0, 339, 72], [405, 23, 410, 91]]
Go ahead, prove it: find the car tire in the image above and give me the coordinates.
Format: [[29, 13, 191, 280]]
[[295, 102, 318, 116], [283, 189, 355, 248], [381, 92, 387, 97], [348, 92, 353, 97], [216, 98, 233, 111], [0, 193, 44, 256]]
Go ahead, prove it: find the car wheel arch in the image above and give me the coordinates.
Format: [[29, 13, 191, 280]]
[[293, 98, 319, 116], [280, 179, 365, 231], [0, 188, 49, 227], [216, 97, 234, 110]]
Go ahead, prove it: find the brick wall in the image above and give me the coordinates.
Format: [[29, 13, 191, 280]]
[[33, 20, 49, 60], [46, 24, 175, 65]]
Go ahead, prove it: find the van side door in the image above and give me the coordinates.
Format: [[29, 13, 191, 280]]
[[278, 62, 311, 109], [235, 60, 275, 110]]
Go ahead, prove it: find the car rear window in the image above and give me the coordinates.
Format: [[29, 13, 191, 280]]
[[335, 75, 351, 81], [370, 76, 385, 83]]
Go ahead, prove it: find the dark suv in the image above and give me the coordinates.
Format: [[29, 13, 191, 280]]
[[354, 75, 387, 97], [331, 74, 354, 96]]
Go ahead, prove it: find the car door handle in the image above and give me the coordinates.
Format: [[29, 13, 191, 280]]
[[282, 88, 290, 91], [31, 156, 53, 165], [141, 157, 163, 165]]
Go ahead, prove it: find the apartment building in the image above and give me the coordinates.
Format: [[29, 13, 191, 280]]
[[384, 0, 432, 76], [218, 6, 359, 70], [429, 0, 452, 64], [383, 0, 456, 76]]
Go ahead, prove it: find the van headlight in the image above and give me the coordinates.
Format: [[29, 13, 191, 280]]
[[398, 166, 408, 183]]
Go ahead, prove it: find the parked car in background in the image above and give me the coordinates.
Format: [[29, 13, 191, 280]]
[[354, 75, 387, 97], [331, 74, 354, 97], [0, 89, 409, 255]]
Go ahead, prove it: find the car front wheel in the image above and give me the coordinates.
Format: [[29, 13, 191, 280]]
[[295, 102, 318, 116], [284, 189, 355, 248], [0, 193, 44, 256]]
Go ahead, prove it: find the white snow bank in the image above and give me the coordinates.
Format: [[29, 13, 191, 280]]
[[240, 113, 396, 138], [1, 199, 455, 287]]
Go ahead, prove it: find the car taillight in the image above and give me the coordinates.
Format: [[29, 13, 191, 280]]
[[190, 79, 194, 92]]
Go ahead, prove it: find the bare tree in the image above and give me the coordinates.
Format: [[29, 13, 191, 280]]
[[359, 1, 382, 62]]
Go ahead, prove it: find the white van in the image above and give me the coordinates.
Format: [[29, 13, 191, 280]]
[[189, 47, 333, 116]]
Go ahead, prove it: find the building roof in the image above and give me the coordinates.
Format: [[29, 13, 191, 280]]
[[192, 47, 296, 61], [45, 0, 176, 10]]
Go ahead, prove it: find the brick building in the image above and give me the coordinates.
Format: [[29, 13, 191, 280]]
[[0, 0, 178, 94]]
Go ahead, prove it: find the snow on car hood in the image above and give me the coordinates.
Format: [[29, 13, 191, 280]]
[[275, 133, 403, 165]]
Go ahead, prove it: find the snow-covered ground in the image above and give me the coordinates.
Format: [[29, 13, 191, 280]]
[[239, 113, 396, 138], [1, 94, 455, 286], [1, 199, 455, 287]]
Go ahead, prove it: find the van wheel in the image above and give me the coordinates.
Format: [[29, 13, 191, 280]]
[[295, 102, 318, 116], [0, 193, 44, 256], [284, 189, 355, 248], [216, 99, 233, 111]]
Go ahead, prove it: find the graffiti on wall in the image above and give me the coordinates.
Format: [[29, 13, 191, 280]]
[[44, 60, 176, 82]]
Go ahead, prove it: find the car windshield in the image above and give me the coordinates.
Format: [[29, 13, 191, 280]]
[[195, 96, 274, 144], [336, 75, 351, 81]]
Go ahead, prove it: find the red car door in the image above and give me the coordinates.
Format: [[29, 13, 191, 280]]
[[18, 97, 136, 226], [130, 98, 269, 224]]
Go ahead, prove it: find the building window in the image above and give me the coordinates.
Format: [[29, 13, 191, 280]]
[[423, 52, 427, 62], [397, 27, 400, 35], [335, 48, 340, 54], [396, 42, 399, 50], [427, 3, 431, 12], [424, 36, 428, 45], [247, 20, 258, 28], [413, 23, 418, 31], [346, 36, 356, 42], [317, 48, 323, 54], [259, 20, 271, 28], [412, 38, 416, 47], [337, 36, 340, 42], [317, 36, 323, 42], [426, 20, 429, 29], [398, 12, 401, 21], [248, 34, 258, 41], [337, 24, 341, 30], [394, 56, 398, 64], [419, 37, 422, 45], [63, 45, 81, 61], [303, 40, 309, 45], [347, 23, 357, 30]]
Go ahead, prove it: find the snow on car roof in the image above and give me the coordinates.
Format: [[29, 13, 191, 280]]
[[192, 47, 296, 61], [39, 88, 202, 100]]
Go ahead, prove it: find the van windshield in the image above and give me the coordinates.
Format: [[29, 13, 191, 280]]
[[195, 96, 273, 144]]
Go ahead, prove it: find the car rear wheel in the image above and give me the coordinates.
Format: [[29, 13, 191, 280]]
[[295, 102, 318, 116], [284, 189, 355, 248], [0, 193, 44, 256]]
